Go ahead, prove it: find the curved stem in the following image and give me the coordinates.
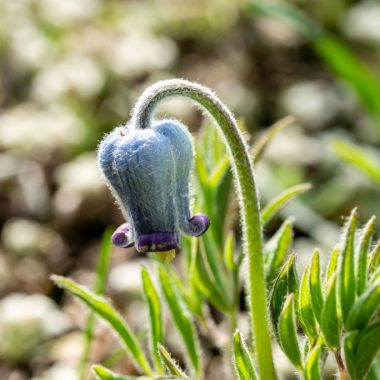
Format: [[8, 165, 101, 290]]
[[132, 79, 276, 379]]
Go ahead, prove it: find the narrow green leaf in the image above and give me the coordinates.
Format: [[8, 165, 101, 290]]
[[158, 345, 189, 380], [298, 264, 318, 342], [200, 234, 226, 293], [223, 231, 236, 271], [158, 267, 201, 377], [95, 229, 113, 294], [344, 321, 380, 380], [356, 216, 377, 295], [209, 154, 230, 189], [232, 330, 258, 380], [324, 245, 339, 289], [309, 249, 324, 323], [191, 242, 231, 312], [51, 275, 153, 376], [320, 273, 341, 350], [270, 253, 299, 337], [346, 280, 380, 331], [331, 139, 380, 186], [338, 208, 358, 326], [265, 218, 293, 285], [252, 115, 295, 164], [261, 183, 311, 226], [80, 228, 113, 380], [371, 266, 380, 283], [141, 267, 164, 375], [278, 294, 303, 370], [304, 337, 324, 380], [366, 356, 380, 380], [369, 239, 380, 276], [250, 2, 380, 135], [92, 364, 150, 380]]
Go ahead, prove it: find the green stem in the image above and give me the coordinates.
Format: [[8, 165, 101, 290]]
[[132, 79, 276, 379]]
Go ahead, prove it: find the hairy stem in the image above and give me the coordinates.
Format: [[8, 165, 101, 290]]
[[132, 79, 276, 379]]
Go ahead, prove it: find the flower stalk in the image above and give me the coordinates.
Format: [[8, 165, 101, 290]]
[[132, 79, 276, 379]]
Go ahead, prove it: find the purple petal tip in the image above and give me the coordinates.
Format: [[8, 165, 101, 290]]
[[136, 232, 179, 253], [112, 223, 133, 248], [188, 213, 210, 237]]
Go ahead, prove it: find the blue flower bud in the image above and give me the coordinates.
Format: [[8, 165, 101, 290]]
[[98, 119, 210, 253]]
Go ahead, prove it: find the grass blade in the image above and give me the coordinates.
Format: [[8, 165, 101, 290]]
[[252, 115, 295, 164], [298, 264, 318, 342], [309, 250, 324, 324], [304, 337, 324, 380], [344, 321, 380, 380], [331, 139, 380, 186], [158, 345, 189, 380], [278, 294, 303, 371], [92, 364, 150, 380], [158, 266, 202, 377], [369, 240, 380, 276], [79, 228, 113, 379], [265, 218, 293, 285], [338, 209, 357, 326], [261, 183, 311, 226], [270, 253, 299, 338], [51, 275, 153, 376], [141, 267, 164, 375], [191, 241, 231, 312], [356, 216, 376, 295], [324, 245, 339, 289], [250, 2, 380, 134], [346, 280, 380, 331], [320, 273, 341, 350], [232, 330, 258, 380]]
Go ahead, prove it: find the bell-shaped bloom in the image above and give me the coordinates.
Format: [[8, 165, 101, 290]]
[[98, 119, 210, 253]]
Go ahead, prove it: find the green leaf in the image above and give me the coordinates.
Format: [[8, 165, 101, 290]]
[[278, 294, 303, 370], [270, 253, 299, 337], [92, 364, 151, 380], [309, 249, 324, 324], [304, 337, 324, 380], [200, 234, 227, 294], [158, 345, 190, 380], [366, 356, 380, 380], [51, 275, 153, 376], [320, 273, 341, 350], [346, 280, 380, 331], [344, 321, 380, 380], [261, 183, 311, 226], [356, 216, 377, 295], [331, 139, 380, 186], [141, 267, 164, 375], [371, 266, 380, 284], [232, 330, 258, 380], [80, 228, 113, 380], [369, 239, 380, 276], [298, 264, 318, 342], [338, 208, 358, 327], [265, 218, 293, 285], [324, 245, 339, 289], [250, 2, 380, 134], [158, 267, 202, 377], [223, 231, 236, 271], [190, 241, 231, 312], [252, 115, 295, 164]]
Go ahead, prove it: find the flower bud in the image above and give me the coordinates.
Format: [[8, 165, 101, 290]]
[[98, 119, 210, 253]]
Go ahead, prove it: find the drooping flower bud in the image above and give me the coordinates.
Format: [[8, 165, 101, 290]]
[[98, 119, 210, 253]]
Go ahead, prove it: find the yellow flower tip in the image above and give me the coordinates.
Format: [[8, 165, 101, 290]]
[[150, 249, 176, 263]]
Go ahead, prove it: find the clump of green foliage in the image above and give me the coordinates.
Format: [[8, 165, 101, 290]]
[[52, 82, 379, 380]]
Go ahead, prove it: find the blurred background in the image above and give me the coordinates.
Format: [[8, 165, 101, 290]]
[[1, 0, 380, 379]]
